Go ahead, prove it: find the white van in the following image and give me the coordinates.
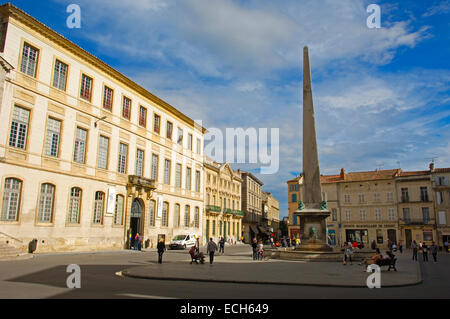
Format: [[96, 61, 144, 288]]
[[169, 234, 198, 250]]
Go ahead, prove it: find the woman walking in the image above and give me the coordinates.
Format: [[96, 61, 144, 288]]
[[157, 238, 166, 264]]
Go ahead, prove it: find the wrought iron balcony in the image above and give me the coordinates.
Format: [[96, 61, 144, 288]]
[[224, 208, 233, 215], [232, 210, 244, 217], [205, 205, 221, 213], [400, 218, 435, 225]]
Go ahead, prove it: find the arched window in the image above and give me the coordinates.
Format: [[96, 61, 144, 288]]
[[67, 187, 82, 224], [114, 194, 124, 225], [148, 200, 156, 227], [38, 183, 55, 223], [161, 202, 169, 227], [174, 203, 180, 228], [194, 207, 199, 228], [1, 178, 22, 221], [93, 191, 104, 224], [184, 205, 190, 227]]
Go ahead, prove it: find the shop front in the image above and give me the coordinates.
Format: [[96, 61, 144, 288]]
[[343, 223, 399, 248]]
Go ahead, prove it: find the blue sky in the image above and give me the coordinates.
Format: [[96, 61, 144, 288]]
[[9, 0, 450, 217]]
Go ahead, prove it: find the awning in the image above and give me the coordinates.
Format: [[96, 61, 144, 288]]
[[258, 226, 266, 233], [250, 225, 259, 234]]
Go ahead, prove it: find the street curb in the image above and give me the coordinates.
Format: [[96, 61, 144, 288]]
[[119, 266, 423, 288]]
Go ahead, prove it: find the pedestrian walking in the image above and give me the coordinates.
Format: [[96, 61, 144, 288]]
[[430, 241, 438, 262], [257, 240, 264, 260], [444, 240, 449, 253], [207, 238, 218, 265], [398, 241, 403, 254], [371, 240, 377, 250], [343, 242, 353, 265], [422, 243, 429, 262], [134, 233, 141, 251], [157, 238, 166, 264], [219, 237, 225, 254], [251, 238, 258, 260], [296, 237, 301, 248], [412, 240, 418, 261]]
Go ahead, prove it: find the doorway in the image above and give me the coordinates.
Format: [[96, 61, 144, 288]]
[[130, 198, 144, 248], [405, 229, 412, 248], [387, 229, 397, 244]]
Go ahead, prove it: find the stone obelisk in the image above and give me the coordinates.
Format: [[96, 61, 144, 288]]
[[294, 46, 331, 251]]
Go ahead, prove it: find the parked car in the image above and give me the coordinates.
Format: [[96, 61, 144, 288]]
[[169, 234, 198, 250]]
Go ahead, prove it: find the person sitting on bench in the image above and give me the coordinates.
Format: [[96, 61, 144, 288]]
[[360, 248, 383, 270]]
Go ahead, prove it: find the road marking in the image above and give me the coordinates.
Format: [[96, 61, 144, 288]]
[[118, 293, 178, 299]]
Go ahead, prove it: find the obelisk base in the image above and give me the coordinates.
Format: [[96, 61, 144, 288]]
[[294, 207, 332, 252]]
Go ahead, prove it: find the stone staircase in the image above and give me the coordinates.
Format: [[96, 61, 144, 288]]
[[0, 240, 32, 261]]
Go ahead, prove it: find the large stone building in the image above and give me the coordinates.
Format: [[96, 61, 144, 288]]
[[262, 192, 280, 236], [287, 165, 450, 249], [431, 165, 450, 248], [240, 170, 264, 243], [0, 4, 206, 252], [203, 157, 243, 243]]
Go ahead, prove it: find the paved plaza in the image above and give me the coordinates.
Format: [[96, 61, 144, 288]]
[[0, 245, 449, 299]]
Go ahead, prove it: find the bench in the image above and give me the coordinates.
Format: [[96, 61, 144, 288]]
[[376, 256, 397, 271]]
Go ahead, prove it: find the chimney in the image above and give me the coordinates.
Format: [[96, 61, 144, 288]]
[[340, 168, 345, 179], [429, 162, 434, 171]]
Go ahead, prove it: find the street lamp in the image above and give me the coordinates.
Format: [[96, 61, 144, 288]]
[[94, 115, 107, 128]]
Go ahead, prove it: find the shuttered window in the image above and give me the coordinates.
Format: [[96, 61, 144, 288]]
[[9, 106, 30, 149], [114, 195, 124, 225], [20, 43, 39, 77], [1, 178, 22, 221], [67, 187, 82, 224], [73, 127, 87, 163], [93, 191, 104, 224], [44, 118, 61, 157], [118, 143, 128, 174], [38, 183, 55, 223], [97, 136, 109, 169], [53, 60, 68, 91]]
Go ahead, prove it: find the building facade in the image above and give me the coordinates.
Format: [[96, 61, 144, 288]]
[[203, 158, 243, 243], [262, 192, 280, 236], [431, 165, 450, 249], [0, 4, 206, 252], [287, 166, 447, 248], [240, 171, 264, 243], [395, 170, 435, 248]]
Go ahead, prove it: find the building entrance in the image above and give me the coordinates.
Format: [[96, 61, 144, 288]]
[[130, 198, 144, 249], [405, 229, 412, 248]]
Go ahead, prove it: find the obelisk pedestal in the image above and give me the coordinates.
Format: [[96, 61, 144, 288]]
[[293, 46, 331, 252]]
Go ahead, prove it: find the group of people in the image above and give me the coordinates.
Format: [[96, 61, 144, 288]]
[[279, 236, 301, 248], [251, 238, 265, 260], [411, 240, 439, 262]]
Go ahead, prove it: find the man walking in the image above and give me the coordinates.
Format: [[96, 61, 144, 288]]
[[430, 241, 438, 262], [422, 243, 429, 262], [251, 238, 258, 260], [219, 237, 225, 254], [207, 238, 218, 265], [412, 240, 418, 261]]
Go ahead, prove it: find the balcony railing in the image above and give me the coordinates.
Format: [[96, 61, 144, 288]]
[[224, 208, 233, 215], [401, 196, 410, 203], [400, 218, 435, 225], [232, 210, 244, 217], [205, 205, 221, 213]]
